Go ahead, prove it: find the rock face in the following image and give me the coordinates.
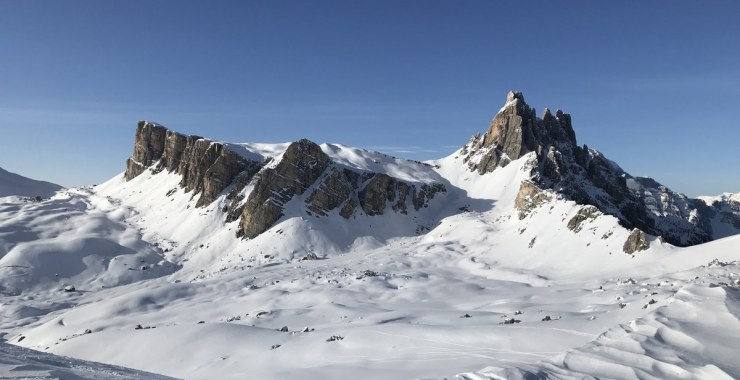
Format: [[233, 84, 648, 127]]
[[567, 206, 602, 233], [464, 92, 740, 247], [238, 139, 331, 239], [514, 181, 553, 219], [623, 229, 650, 254], [125, 121, 262, 208], [236, 140, 446, 238], [124, 121, 446, 240], [466, 91, 576, 173]]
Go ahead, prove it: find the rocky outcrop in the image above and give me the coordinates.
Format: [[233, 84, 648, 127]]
[[567, 206, 601, 233], [464, 92, 740, 247], [305, 167, 353, 217], [124, 122, 167, 180], [236, 139, 447, 238], [465, 91, 576, 174], [124, 121, 264, 208], [514, 181, 552, 219], [124, 122, 447, 241], [623, 229, 650, 254], [238, 139, 331, 239]]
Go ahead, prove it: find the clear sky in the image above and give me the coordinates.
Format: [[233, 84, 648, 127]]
[[0, 1, 738, 197]]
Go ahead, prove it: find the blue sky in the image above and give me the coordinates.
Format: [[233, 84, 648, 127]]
[[0, 1, 738, 196]]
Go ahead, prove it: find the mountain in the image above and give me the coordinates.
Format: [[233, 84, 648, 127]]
[[461, 91, 739, 248], [124, 122, 447, 240], [2, 92, 740, 380], [117, 92, 739, 257], [0, 166, 62, 198]]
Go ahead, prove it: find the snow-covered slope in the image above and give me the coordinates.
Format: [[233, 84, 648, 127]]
[[4, 151, 739, 379], [0, 341, 177, 379], [699, 192, 740, 204], [0, 166, 62, 198], [0, 187, 177, 296], [462, 240, 740, 380]]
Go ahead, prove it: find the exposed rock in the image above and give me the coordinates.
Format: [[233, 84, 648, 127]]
[[124, 121, 265, 208], [467, 92, 576, 175], [306, 166, 354, 217], [514, 181, 552, 219], [124, 121, 167, 180], [124, 122, 448, 241], [359, 174, 398, 216], [239, 139, 330, 239], [413, 183, 446, 211], [224, 171, 256, 223], [462, 92, 739, 247], [567, 206, 601, 233], [623, 229, 650, 254]]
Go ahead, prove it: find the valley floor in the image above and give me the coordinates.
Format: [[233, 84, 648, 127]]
[[1, 183, 739, 379]]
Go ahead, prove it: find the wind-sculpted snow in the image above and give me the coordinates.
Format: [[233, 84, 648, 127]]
[[0, 342, 178, 379], [461, 284, 740, 380], [0, 187, 178, 295]]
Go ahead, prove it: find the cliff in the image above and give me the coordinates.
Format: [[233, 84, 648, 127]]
[[124, 121, 446, 240]]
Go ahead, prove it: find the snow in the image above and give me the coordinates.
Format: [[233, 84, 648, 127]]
[[698, 192, 740, 205], [320, 143, 442, 184], [1, 142, 739, 379], [462, 283, 740, 380], [0, 341, 175, 379], [0, 166, 62, 198], [222, 142, 291, 163]]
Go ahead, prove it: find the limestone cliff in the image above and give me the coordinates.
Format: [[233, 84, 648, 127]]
[[124, 121, 446, 240], [125, 121, 262, 208]]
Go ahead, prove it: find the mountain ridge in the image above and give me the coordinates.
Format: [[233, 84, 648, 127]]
[[120, 92, 740, 249]]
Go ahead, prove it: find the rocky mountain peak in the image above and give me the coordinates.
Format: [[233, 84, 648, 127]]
[[506, 90, 524, 103], [467, 92, 740, 248], [466, 92, 576, 174]]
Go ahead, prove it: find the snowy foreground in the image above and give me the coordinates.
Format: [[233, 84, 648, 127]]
[[1, 148, 739, 379], [0, 341, 175, 379]]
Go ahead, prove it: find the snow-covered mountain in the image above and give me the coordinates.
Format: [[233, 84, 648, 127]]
[[2, 92, 739, 379], [0, 166, 62, 198], [113, 91, 738, 261], [460, 91, 738, 248]]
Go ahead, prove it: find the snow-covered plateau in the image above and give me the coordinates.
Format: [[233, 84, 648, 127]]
[[1, 92, 739, 379]]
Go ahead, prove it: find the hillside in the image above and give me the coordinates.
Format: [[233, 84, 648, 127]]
[[0, 166, 62, 198]]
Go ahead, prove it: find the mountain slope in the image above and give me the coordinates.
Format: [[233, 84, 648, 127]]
[[0, 186, 178, 295], [0, 166, 62, 198], [459, 91, 739, 247], [0, 342, 177, 380]]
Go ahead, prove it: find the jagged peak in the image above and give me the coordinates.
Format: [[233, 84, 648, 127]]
[[466, 91, 576, 175], [506, 90, 525, 103]]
